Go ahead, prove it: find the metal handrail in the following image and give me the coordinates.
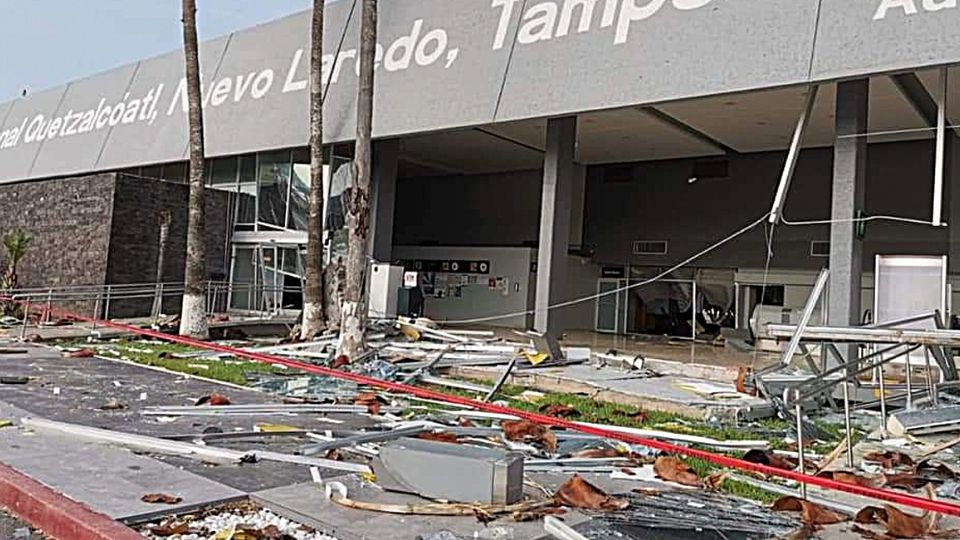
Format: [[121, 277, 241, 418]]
[[3, 280, 304, 321]]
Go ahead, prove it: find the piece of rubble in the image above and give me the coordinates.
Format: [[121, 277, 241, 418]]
[[141, 493, 183, 504]]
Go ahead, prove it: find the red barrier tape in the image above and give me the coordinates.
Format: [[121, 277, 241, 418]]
[[12, 298, 960, 517]]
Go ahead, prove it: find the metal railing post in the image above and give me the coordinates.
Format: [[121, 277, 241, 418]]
[[92, 292, 102, 329], [44, 289, 53, 325], [18, 298, 30, 341], [104, 285, 112, 321]]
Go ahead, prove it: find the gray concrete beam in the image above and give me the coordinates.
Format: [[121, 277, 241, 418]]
[[891, 73, 939, 129], [828, 80, 869, 360], [948, 136, 960, 275], [640, 106, 740, 156], [534, 117, 577, 334], [369, 139, 400, 262]]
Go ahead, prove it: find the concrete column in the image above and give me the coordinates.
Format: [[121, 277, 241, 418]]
[[828, 80, 869, 359], [534, 117, 578, 334], [368, 139, 400, 262], [947, 136, 960, 276], [568, 164, 587, 249]]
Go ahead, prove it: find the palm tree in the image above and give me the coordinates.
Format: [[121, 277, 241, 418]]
[[151, 209, 172, 320], [338, 0, 377, 360], [301, 0, 327, 340], [178, 0, 209, 339], [1, 231, 31, 291], [1, 231, 31, 316]]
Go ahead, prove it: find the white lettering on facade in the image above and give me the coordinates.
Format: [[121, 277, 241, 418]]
[[282, 49, 308, 93], [494, 0, 714, 48], [874, 0, 956, 18]]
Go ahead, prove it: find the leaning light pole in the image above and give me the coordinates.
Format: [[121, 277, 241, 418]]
[[301, 0, 327, 340], [178, 0, 209, 339], [338, 0, 377, 360]]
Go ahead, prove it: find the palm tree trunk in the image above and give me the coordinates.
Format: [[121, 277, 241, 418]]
[[152, 209, 172, 319], [301, 0, 327, 340], [338, 0, 377, 360], [178, 0, 209, 339]]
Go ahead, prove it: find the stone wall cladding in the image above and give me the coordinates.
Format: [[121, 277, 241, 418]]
[[0, 173, 116, 314], [106, 175, 231, 317]]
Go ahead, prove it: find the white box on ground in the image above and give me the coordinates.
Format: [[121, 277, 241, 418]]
[[368, 264, 405, 319]]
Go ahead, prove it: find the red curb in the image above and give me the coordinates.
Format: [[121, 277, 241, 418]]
[[0, 461, 142, 540]]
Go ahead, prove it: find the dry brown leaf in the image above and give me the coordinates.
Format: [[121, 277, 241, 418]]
[[613, 409, 649, 424], [782, 524, 819, 540], [572, 447, 622, 459], [553, 474, 628, 511], [653, 456, 701, 487], [632, 487, 661, 497], [883, 473, 931, 491], [817, 470, 886, 489], [354, 392, 382, 415], [771, 496, 848, 525], [149, 520, 190, 537], [331, 355, 350, 369], [915, 460, 959, 479], [141, 493, 183, 505], [864, 451, 915, 470], [511, 507, 566, 522], [260, 524, 283, 539], [742, 449, 798, 471], [856, 506, 889, 525], [703, 471, 730, 491], [64, 349, 96, 358], [735, 366, 751, 394], [194, 393, 231, 406], [417, 431, 460, 444], [539, 404, 580, 418], [883, 505, 932, 538], [852, 523, 894, 540], [502, 420, 558, 453]]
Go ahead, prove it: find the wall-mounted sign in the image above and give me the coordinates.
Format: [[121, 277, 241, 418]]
[[601, 266, 626, 278], [401, 259, 491, 275]]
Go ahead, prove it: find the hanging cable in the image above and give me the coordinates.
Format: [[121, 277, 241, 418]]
[[835, 123, 960, 141], [321, 0, 359, 106], [750, 219, 777, 370], [780, 214, 943, 227]]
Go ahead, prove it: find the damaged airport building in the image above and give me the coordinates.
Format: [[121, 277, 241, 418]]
[[1, 0, 960, 340]]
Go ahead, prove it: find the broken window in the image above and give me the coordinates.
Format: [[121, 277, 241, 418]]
[[257, 151, 291, 230]]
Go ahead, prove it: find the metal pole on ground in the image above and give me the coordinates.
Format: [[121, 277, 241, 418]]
[[795, 397, 807, 500], [877, 359, 888, 439], [842, 381, 854, 468]]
